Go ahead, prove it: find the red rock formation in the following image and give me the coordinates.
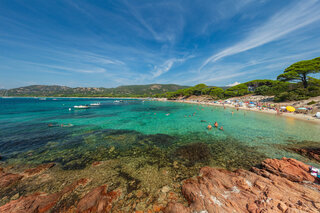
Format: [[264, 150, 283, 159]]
[[0, 170, 23, 188], [290, 148, 320, 162], [76, 185, 120, 213], [0, 163, 55, 188], [91, 161, 102, 167], [23, 163, 55, 176], [0, 178, 88, 213], [164, 158, 320, 213]]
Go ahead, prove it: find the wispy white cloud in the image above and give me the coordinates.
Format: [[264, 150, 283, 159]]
[[152, 58, 181, 78], [200, 0, 320, 70], [13, 59, 107, 74], [151, 55, 194, 78], [123, 0, 183, 43], [227, 82, 241, 86]]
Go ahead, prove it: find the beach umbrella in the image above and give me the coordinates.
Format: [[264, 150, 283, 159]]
[[286, 106, 295, 112], [298, 107, 307, 110], [280, 106, 286, 109], [316, 112, 320, 118]]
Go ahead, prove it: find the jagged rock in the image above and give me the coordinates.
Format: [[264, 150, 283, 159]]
[[0, 163, 55, 188], [0, 172, 23, 188], [254, 157, 319, 183], [0, 178, 88, 213], [290, 148, 320, 162], [23, 163, 55, 176], [76, 185, 120, 213], [164, 158, 320, 213]]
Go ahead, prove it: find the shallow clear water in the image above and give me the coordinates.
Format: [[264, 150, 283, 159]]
[[0, 97, 320, 169]]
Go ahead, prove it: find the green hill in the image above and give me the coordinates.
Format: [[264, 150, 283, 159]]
[[5, 84, 189, 97]]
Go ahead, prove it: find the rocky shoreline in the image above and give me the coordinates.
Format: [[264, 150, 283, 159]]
[[1, 156, 320, 212]]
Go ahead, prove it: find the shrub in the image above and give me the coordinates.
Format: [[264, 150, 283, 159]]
[[307, 101, 316, 105], [255, 85, 272, 95]]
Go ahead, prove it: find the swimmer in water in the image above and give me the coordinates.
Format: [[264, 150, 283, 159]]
[[219, 126, 224, 131], [207, 124, 212, 130], [214, 122, 218, 128], [232, 111, 234, 115]]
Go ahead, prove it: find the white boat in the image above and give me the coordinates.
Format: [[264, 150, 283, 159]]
[[90, 102, 101, 106], [113, 100, 123, 103], [74, 105, 90, 109]]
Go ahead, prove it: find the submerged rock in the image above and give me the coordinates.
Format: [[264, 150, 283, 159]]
[[0, 178, 88, 213], [23, 163, 55, 176], [164, 157, 320, 213], [0, 172, 23, 188], [76, 185, 120, 213], [290, 147, 320, 162], [0, 163, 55, 188], [174, 143, 211, 166]]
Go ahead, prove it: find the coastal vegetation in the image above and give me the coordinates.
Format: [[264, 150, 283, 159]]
[[158, 57, 320, 102]]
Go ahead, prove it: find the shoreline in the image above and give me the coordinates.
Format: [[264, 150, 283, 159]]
[[161, 98, 320, 125]]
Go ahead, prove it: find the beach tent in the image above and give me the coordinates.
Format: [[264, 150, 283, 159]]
[[296, 107, 307, 113], [286, 106, 295, 112], [298, 107, 307, 110]]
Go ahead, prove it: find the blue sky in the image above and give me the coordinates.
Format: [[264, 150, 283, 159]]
[[1, 0, 320, 89]]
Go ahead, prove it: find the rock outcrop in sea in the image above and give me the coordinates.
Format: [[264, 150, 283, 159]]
[[164, 157, 320, 213]]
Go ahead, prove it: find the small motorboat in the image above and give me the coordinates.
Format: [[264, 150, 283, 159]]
[[90, 102, 101, 106], [74, 105, 90, 109], [113, 100, 123, 103]]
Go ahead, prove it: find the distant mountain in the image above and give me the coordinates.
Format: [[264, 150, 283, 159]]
[[5, 84, 189, 97]]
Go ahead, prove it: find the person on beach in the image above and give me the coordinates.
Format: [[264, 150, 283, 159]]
[[214, 122, 218, 128]]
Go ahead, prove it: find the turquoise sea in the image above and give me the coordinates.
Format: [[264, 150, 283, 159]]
[[1, 97, 320, 170]]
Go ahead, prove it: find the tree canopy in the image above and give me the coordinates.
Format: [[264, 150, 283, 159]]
[[277, 57, 320, 88]]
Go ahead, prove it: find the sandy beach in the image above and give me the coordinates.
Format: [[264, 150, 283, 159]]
[[156, 96, 320, 124]]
